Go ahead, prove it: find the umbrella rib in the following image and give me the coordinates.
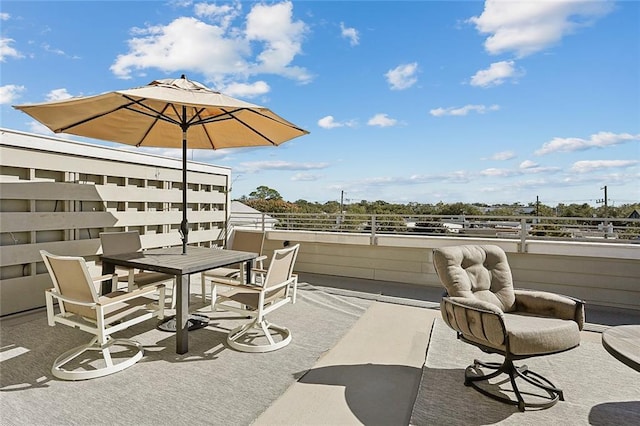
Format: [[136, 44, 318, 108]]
[[136, 103, 173, 147], [121, 95, 182, 127], [56, 101, 138, 133], [195, 109, 277, 145]]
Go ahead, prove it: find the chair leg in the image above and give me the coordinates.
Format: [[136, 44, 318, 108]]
[[464, 357, 563, 411], [200, 273, 207, 304]]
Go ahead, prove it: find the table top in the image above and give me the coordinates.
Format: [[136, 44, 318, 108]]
[[601, 324, 640, 372], [101, 246, 258, 276]]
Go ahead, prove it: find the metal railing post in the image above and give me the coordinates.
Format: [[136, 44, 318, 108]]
[[519, 218, 527, 253], [370, 215, 377, 245]]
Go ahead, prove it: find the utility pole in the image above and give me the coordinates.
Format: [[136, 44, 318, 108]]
[[536, 195, 539, 216], [340, 190, 344, 214], [597, 185, 612, 239], [596, 185, 608, 218]]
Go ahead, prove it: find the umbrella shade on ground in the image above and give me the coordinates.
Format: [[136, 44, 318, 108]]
[[14, 75, 309, 253]]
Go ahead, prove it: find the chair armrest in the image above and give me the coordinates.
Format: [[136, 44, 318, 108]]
[[92, 273, 118, 292], [441, 296, 507, 349], [255, 255, 267, 269], [92, 274, 118, 283], [208, 276, 247, 287], [45, 289, 97, 307], [99, 284, 165, 306], [514, 289, 585, 330]]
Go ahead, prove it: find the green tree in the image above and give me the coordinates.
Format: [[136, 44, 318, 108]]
[[248, 185, 282, 200]]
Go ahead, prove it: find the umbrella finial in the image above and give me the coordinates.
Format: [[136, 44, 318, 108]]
[[181, 74, 186, 79]]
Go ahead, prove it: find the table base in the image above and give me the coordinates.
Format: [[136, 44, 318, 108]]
[[157, 314, 210, 332]]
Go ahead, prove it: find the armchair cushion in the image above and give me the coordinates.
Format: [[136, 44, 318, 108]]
[[433, 244, 516, 312], [463, 313, 581, 356]]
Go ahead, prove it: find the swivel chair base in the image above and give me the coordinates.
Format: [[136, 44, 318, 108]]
[[52, 337, 144, 381], [465, 358, 563, 412], [227, 319, 291, 353]]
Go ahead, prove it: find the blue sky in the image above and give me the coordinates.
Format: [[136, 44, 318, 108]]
[[1, 0, 639, 206]]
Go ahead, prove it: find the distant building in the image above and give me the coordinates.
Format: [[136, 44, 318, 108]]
[[230, 200, 277, 230]]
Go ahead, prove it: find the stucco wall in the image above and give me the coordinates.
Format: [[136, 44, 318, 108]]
[[263, 230, 640, 311]]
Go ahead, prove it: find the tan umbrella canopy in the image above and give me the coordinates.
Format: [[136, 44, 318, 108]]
[[14, 75, 309, 253]]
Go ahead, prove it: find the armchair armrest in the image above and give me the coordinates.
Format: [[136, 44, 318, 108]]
[[255, 255, 267, 269], [441, 296, 507, 349], [99, 284, 165, 306], [92, 273, 118, 292], [46, 289, 97, 307], [514, 289, 585, 330]]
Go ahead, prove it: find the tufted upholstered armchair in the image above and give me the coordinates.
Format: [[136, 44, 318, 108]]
[[432, 244, 584, 411]]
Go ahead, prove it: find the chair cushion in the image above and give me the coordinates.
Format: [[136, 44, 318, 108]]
[[463, 313, 581, 356], [433, 245, 516, 312]]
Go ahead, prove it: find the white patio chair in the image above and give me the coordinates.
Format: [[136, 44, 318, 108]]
[[200, 230, 267, 304], [100, 230, 177, 308], [41, 250, 166, 380], [212, 244, 299, 353]]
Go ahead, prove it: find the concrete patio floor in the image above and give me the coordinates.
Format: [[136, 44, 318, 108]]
[[253, 272, 640, 425]]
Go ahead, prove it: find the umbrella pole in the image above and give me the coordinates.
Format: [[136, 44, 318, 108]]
[[180, 123, 189, 254]]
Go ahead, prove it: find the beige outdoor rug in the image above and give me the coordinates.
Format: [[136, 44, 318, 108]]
[[410, 318, 640, 426], [0, 286, 370, 425]]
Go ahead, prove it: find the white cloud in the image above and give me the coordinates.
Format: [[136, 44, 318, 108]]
[[1, 38, 23, 62], [245, 1, 310, 81], [367, 113, 397, 127], [519, 160, 538, 169], [194, 1, 242, 30], [491, 151, 516, 161], [481, 162, 560, 177], [571, 160, 638, 173], [111, 1, 310, 86], [470, 60, 521, 87], [46, 88, 74, 101], [430, 104, 500, 117], [340, 22, 359, 46], [25, 121, 72, 139], [317, 115, 356, 129], [535, 132, 640, 155], [237, 160, 329, 173], [480, 168, 517, 177], [0, 84, 25, 104], [221, 80, 270, 98], [28, 121, 54, 135], [291, 173, 322, 181], [111, 17, 248, 81], [1, 13, 10, 20], [318, 116, 340, 129], [385, 62, 418, 90], [468, 0, 614, 57]]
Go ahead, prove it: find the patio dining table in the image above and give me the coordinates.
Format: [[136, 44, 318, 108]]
[[101, 246, 258, 354]]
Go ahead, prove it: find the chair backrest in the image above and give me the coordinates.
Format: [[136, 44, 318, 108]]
[[100, 231, 143, 255], [40, 250, 100, 319], [229, 230, 265, 255], [432, 244, 516, 312], [263, 244, 299, 300]]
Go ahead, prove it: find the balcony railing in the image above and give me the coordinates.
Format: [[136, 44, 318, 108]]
[[231, 212, 640, 245]]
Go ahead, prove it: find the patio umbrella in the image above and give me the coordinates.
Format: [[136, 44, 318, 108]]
[[14, 75, 309, 253]]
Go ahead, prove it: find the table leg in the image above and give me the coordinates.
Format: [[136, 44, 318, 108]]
[[245, 261, 252, 284], [101, 262, 115, 295], [176, 273, 189, 354]]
